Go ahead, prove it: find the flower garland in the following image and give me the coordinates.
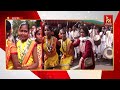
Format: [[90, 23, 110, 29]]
[[18, 39, 32, 63]]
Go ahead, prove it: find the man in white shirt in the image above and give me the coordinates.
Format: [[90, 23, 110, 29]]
[[70, 26, 80, 59]]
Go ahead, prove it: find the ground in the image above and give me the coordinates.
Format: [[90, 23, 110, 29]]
[[70, 57, 113, 70]]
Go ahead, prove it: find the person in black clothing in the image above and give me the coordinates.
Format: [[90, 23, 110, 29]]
[[54, 23, 62, 39], [54, 24, 63, 60]]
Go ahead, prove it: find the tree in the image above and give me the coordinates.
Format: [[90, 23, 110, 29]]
[[12, 20, 23, 37], [25, 20, 36, 29], [35, 20, 41, 27]]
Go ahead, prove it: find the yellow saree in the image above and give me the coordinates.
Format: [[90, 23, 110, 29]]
[[43, 36, 59, 69], [17, 39, 36, 68], [60, 38, 74, 70], [36, 43, 43, 70], [6, 39, 17, 70]]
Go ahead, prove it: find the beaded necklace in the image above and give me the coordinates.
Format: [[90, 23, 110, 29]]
[[18, 39, 32, 63], [61, 38, 67, 53], [46, 36, 53, 52]]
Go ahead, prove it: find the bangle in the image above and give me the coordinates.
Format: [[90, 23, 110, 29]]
[[26, 67, 30, 69], [81, 57, 83, 60]]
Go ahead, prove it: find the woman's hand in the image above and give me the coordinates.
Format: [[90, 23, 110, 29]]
[[44, 54, 48, 61], [14, 62, 22, 70], [61, 54, 66, 59], [16, 66, 22, 70], [79, 57, 83, 68], [21, 66, 29, 70]]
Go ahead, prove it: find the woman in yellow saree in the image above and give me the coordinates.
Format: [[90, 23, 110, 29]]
[[6, 39, 22, 70], [6, 20, 21, 70], [59, 29, 74, 70], [35, 29, 43, 70], [17, 22, 39, 70], [43, 25, 59, 70]]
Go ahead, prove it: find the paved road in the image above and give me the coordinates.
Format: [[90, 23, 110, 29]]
[[70, 58, 113, 70]]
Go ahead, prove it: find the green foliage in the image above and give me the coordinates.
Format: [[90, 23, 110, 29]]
[[11, 20, 37, 37], [35, 20, 41, 27], [83, 20, 104, 25], [12, 20, 23, 37], [25, 20, 36, 28]]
